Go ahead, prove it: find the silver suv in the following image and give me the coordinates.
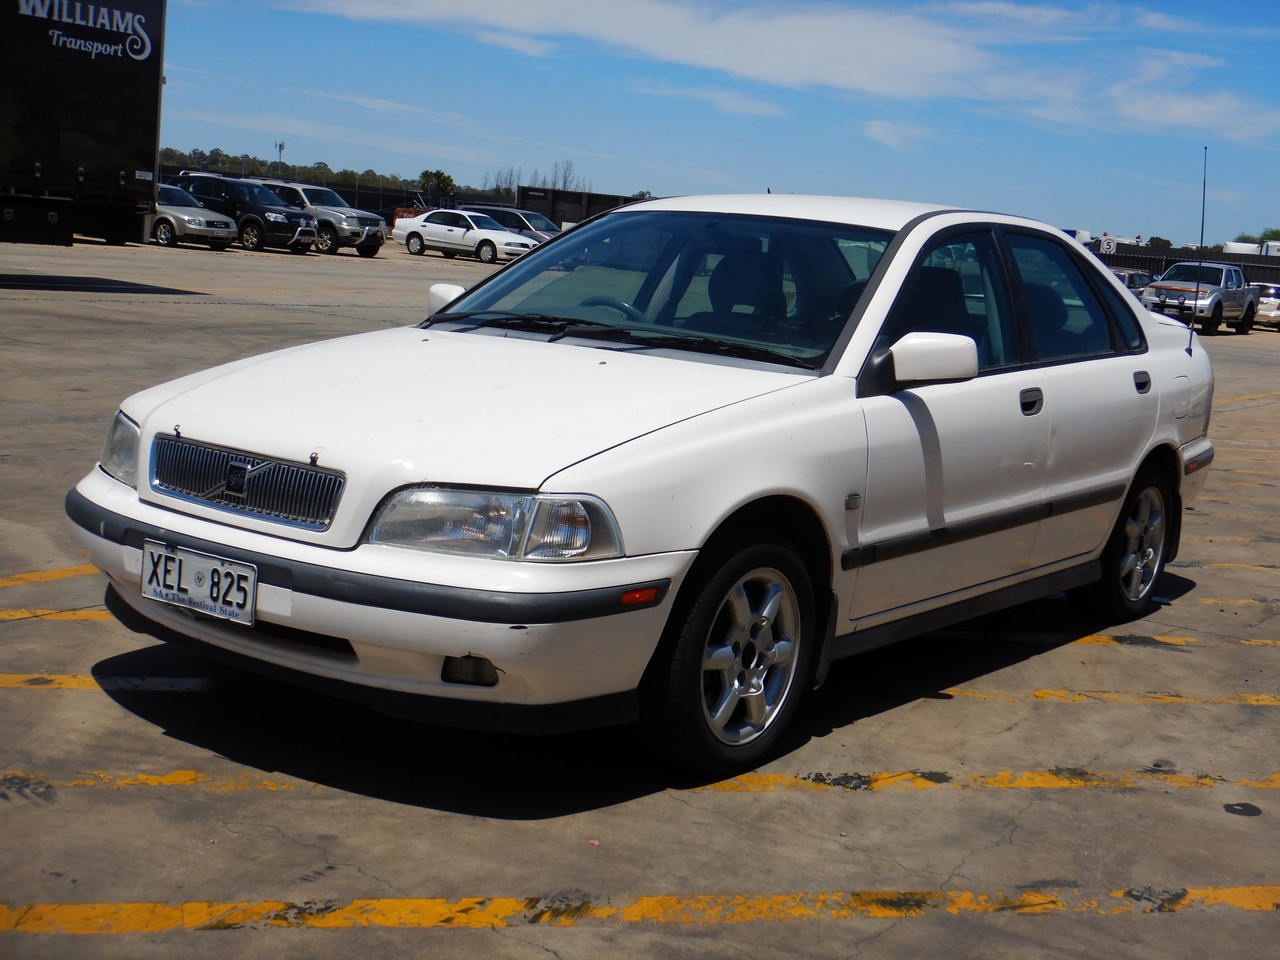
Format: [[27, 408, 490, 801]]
[[247, 178, 387, 257]]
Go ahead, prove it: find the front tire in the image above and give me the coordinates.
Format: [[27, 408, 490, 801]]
[[355, 242, 380, 258], [1203, 304, 1222, 336], [240, 221, 265, 251], [476, 240, 497, 264], [153, 220, 177, 247], [315, 225, 340, 254], [1082, 468, 1172, 620], [646, 541, 814, 773]]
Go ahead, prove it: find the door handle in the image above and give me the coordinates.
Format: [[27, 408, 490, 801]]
[[1020, 387, 1044, 416], [1134, 371, 1152, 394]]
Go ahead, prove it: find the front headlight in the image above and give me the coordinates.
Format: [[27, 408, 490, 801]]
[[100, 411, 140, 488], [181, 216, 205, 227], [366, 488, 622, 561], [265, 212, 287, 223]]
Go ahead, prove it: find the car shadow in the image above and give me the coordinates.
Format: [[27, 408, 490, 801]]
[[92, 575, 1198, 820], [0, 274, 204, 295]]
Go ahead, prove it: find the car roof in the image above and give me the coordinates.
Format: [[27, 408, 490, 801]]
[[624, 194, 965, 232]]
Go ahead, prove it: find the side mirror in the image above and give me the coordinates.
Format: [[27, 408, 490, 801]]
[[889, 332, 978, 385], [427, 283, 467, 316]]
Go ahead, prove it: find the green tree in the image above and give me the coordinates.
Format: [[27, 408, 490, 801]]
[[1147, 236, 1172, 252], [420, 169, 456, 202]]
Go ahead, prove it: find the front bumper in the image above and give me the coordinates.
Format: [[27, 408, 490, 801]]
[[337, 224, 385, 248], [263, 224, 317, 248], [179, 222, 237, 243], [66, 475, 690, 731]]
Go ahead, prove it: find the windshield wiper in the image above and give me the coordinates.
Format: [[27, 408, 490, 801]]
[[422, 311, 618, 334], [424, 312, 814, 369], [623, 330, 816, 369]]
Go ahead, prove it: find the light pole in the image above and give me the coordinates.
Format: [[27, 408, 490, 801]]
[[274, 141, 285, 174]]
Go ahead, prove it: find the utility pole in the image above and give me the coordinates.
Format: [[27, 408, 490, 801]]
[[274, 141, 285, 174]]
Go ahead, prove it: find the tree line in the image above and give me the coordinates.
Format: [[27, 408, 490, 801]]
[[160, 148, 649, 201]]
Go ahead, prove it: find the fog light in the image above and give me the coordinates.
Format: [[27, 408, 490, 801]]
[[441, 655, 499, 687]]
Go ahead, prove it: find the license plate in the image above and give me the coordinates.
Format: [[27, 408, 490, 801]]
[[142, 540, 257, 625]]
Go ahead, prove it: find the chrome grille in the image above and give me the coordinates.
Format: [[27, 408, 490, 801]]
[[150, 436, 345, 530]]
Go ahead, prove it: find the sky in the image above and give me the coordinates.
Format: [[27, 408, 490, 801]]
[[160, 0, 1280, 246]]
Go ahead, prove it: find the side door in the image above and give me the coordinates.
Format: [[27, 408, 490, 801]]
[[188, 178, 236, 220], [1002, 229, 1158, 568], [421, 211, 464, 252], [1225, 267, 1245, 318], [851, 229, 1050, 623]]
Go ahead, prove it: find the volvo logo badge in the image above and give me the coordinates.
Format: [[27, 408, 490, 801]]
[[225, 461, 251, 497]]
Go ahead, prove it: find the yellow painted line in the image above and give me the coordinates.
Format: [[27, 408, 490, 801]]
[[1196, 597, 1277, 607], [0, 675, 213, 691], [947, 689, 1280, 706], [710, 770, 1280, 793], [5, 767, 1276, 798], [0, 770, 305, 793], [0, 565, 98, 589], [1216, 390, 1280, 404], [1073, 633, 1195, 647], [2, 885, 1278, 933], [0, 609, 112, 623]]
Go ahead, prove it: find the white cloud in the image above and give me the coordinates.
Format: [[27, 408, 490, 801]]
[[864, 120, 937, 152], [631, 81, 783, 116], [278, 1, 1280, 142]]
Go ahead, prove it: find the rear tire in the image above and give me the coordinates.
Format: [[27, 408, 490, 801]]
[[1080, 468, 1172, 620], [1238, 304, 1255, 334], [645, 540, 814, 774], [406, 233, 425, 255]]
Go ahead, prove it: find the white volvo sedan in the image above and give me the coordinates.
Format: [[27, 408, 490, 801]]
[[67, 195, 1215, 772]]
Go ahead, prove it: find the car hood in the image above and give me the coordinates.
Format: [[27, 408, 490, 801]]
[[127, 326, 807, 542], [316, 205, 382, 222], [1148, 278, 1222, 293]]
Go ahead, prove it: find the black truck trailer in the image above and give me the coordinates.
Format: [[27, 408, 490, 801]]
[[1, 0, 167, 245]]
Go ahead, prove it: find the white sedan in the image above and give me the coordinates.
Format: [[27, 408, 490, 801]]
[[67, 194, 1215, 773], [392, 208, 536, 263]]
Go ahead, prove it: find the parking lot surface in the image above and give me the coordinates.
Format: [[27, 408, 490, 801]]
[[1, 239, 1277, 958]]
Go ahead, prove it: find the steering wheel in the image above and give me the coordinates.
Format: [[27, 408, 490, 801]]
[[578, 296, 647, 325]]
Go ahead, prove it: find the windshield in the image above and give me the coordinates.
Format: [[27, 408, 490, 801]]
[[469, 213, 504, 231], [436, 209, 893, 366], [235, 183, 290, 206], [158, 185, 201, 207], [306, 187, 349, 207], [1162, 264, 1225, 285], [524, 211, 559, 232]]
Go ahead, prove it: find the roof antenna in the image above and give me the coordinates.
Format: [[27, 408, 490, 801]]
[[1189, 145, 1207, 356]]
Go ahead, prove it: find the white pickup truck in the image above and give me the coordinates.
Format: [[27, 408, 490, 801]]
[[1141, 261, 1259, 334]]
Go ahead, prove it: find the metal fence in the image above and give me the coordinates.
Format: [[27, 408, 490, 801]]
[[1098, 244, 1280, 285]]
